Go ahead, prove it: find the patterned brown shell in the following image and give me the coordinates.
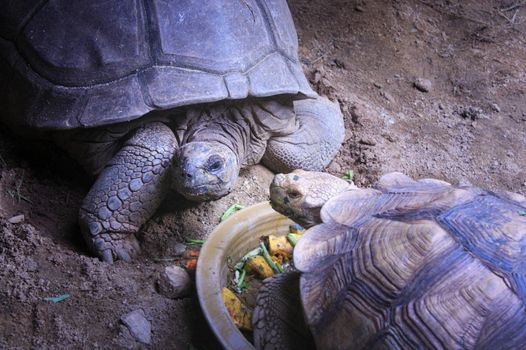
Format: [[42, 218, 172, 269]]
[[294, 175, 526, 349]]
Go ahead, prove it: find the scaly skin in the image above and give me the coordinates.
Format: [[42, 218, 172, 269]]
[[269, 169, 354, 228], [262, 98, 345, 173], [68, 96, 344, 262], [78, 122, 178, 263], [174, 97, 345, 201]]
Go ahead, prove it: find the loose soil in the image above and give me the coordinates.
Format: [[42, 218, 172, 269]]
[[1, 0, 525, 349]]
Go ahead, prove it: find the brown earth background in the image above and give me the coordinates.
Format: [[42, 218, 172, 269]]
[[1, 0, 525, 349]]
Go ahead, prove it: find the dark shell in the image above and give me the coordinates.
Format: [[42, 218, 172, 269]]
[[295, 175, 526, 349], [0, 0, 314, 130]]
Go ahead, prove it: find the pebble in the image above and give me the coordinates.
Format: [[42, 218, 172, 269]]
[[120, 309, 151, 344], [156, 265, 192, 299], [490, 103, 501, 112], [460, 106, 482, 120], [413, 78, 432, 92], [380, 90, 394, 103], [173, 243, 187, 256], [8, 214, 25, 224], [24, 257, 38, 272], [359, 138, 377, 146], [382, 133, 396, 142]]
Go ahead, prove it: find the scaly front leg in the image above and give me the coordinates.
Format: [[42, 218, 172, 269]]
[[79, 122, 178, 263]]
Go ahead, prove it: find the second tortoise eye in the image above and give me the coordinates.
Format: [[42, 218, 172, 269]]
[[287, 190, 301, 199]]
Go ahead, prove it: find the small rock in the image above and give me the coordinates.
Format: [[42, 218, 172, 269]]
[[355, 5, 365, 12], [359, 138, 377, 146], [460, 106, 482, 120], [490, 103, 501, 112], [413, 78, 432, 92], [350, 101, 379, 125], [381, 133, 396, 142], [333, 59, 345, 69], [8, 214, 25, 224], [156, 265, 192, 299], [24, 257, 38, 272], [120, 309, 151, 344], [380, 90, 394, 103], [458, 178, 473, 187], [173, 242, 187, 256], [327, 161, 342, 174]]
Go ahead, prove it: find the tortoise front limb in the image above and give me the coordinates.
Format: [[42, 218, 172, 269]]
[[79, 122, 177, 263], [262, 98, 344, 173], [252, 271, 315, 350]]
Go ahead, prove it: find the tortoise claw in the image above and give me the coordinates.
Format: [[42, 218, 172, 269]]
[[90, 233, 141, 263], [101, 249, 114, 264]]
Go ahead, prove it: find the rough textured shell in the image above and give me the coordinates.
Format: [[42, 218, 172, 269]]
[[0, 0, 314, 130], [294, 176, 526, 349]]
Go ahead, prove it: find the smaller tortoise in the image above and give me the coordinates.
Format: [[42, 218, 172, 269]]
[[253, 170, 526, 350]]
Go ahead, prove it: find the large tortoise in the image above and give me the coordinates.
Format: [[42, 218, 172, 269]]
[[0, 1, 343, 262], [254, 170, 526, 349]]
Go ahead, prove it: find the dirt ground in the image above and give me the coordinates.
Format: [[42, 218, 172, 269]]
[[1, 0, 525, 349]]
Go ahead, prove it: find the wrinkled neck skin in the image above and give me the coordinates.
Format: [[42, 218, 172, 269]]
[[171, 98, 298, 201], [179, 106, 251, 165], [177, 98, 297, 167]]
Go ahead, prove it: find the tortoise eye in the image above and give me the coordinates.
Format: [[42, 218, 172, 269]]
[[207, 155, 223, 173], [287, 190, 301, 199]]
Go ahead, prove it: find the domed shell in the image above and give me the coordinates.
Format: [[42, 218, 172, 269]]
[[294, 174, 526, 349], [0, 0, 314, 130]]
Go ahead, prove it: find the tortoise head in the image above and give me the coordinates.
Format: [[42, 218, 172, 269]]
[[270, 169, 353, 228], [173, 142, 240, 201]]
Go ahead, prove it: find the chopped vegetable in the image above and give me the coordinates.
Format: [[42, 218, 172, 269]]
[[182, 246, 200, 271], [44, 294, 70, 303], [186, 238, 205, 245], [153, 246, 201, 270], [342, 169, 354, 180], [222, 287, 253, 331], [224, 226, 305, 334], [287, 233, 301, 247], [221, 204, 245, 222], [244, 255, 274, 279], [237, 269, 248, 289], [183, 258, 198, 271], [268, 235, 293, 259], [289, 224, 305, 234], [233, 246, 262, 271], [260, 242, 284, 273]]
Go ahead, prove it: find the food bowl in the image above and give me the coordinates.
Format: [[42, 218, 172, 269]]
[[196, 202, 294, 350]]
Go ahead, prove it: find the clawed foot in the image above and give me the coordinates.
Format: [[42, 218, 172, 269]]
[[91, 232, 141, 263]]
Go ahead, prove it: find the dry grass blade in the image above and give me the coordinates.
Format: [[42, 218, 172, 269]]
[[6, 169, 32, 203], [501, 1, 526, 12]]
